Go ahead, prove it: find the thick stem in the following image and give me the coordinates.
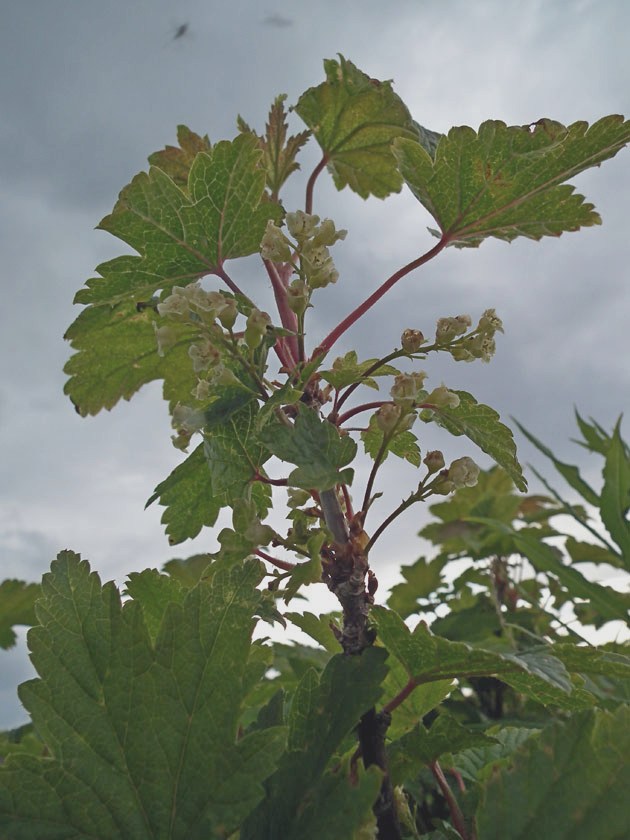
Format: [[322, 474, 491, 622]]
[[316, 237, 448, 356], [336, 401, 386, 426], [254, 548, 295, 572], [358, 708, 402, 840]]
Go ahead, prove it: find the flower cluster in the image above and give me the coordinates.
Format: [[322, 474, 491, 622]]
[[260, 211, 347, 293], [434, 309, 504, 363], [157, 282, 237, 328]]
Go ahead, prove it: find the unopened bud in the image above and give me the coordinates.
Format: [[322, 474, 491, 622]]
[[390, 371, 428, 406], [216, 297, 238, 329], [286, 280, 310, 315], [401, 328, 426, 353], [425, 384, 460, 410], [375, 402, 402, 433], [423, 450, 445, 474], [260, 220, 292, 262], [245, 309, 271, 349]]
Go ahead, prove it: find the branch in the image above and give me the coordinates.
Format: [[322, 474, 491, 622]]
[[316, 237, 448, 355], [333, 350, 404, 416], [336, 401, 386, 426], [264, 258, 299, 363]]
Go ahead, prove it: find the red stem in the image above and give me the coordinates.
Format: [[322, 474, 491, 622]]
[[431, 760, 469, 840], [336, 400, 386, 426], [316, 237, 448, 356], [382, 678, 417, 715], [264, 258, 300, 363], [305, 155, 328, 214], [255, 548, 295, 572]]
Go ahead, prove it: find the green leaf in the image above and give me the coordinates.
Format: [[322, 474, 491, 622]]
[[320, 350, 399, 391], [600, 420, 630, 560], [392, 115, 630, 246], [389, 715, 497, 785], [147, 124, 212, 187], [146, 444, 222, 545], [64, 300, 197, 415], [425, 391, 526, 491], [162, 554, 214, 587], [476, 706, 630, 839], [565, 536, 625, 570], [373, 607, 589, 709], [239, 94, 310, 197], [259, 403, 357, 491], [124, 569, 185, 645], [285, 610, 342, 653], [362, 415, 422, 467], [549, 643, 630, 680], [204, 402, 270, 503], [381, 652, 454, 740], [241, 647, 388, 839], [0, 580, 40, 649], [294, 54, 419, 199], [473, 519, 630, 623], [452, 725, 540, 783], [573, 410, 612, 456], [0, 551, 285, 839], [513, 418, 599, 506], [387, 556, 448, 618]]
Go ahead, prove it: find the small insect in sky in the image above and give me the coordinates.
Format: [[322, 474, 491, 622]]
[[262, 14, 293, 28], [172, 22, 189, 40]]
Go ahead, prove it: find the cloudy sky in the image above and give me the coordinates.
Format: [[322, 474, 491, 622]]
[[1, 0, 628, 727]]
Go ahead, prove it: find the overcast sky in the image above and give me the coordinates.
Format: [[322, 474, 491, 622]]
[[1, 0, 628, 728]]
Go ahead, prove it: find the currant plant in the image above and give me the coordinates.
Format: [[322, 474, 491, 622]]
[[1, 56, 629, 839]]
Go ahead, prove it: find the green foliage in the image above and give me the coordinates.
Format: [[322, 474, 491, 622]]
[[0, 580, 40, 649], [0, 552, 285, 839], [3, 55, 629, 839], [475, 706, 630, 839], [393, 116, 630, 246]]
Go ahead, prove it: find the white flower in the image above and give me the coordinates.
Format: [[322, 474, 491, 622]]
[[426, 384, 460, 410], [435, 314, 472, 344], [286, 210, 320, 240], [390, 371, 428, 405], [448, 456, 480, 488], [260, 220, 292, 262]]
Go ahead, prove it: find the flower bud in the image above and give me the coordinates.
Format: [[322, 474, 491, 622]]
[[245, 309, 271, 349], [401, 328, 426, 353], [286, 210, 320, 240], [390, 371, 428, 406], [448, 456, 480, 488], [154, 324, 176, 357], [435, 314, 472, 344], [423, 450, 445, 474], [286, 279, 310, 315], [375, 402, 402, 433], [425, 384, 460, 410], [260, 220, 292, 262], [431, 474, 455, 495], [172, 403, 205, 433], [216, 296, 238, 329]]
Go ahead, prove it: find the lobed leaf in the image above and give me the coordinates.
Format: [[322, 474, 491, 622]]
[[239, 94, 310, 197], [0, 551, 285, 839], [320, 350, 400, 391], [241, 647, 388, 839], [476, 706, 630, 839], [294, 54, 419, 198], [147, 124, 212, 187], [259, 403, 356, 491], [425, 390, 526, 491], [392, 115, 630, 246], [387, 556, 448, 618], [146, 444, 222, 545], [373, 606, 592, 709]]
